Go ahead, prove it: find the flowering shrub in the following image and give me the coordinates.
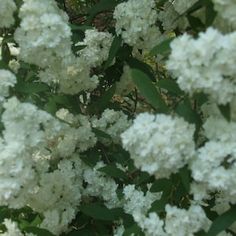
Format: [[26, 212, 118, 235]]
[[0, 0, 236, 235]]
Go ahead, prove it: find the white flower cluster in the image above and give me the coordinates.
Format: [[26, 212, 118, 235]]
[[14, 0, 72, 68], [0, 0, 16, 28], [113, 0, 161, 50], [54, 108, 97, 156], [15, 0, 98, 95], [123, 185, 160, 218], [92, 109, 131, 145], [0, 70, 16, 101], [29, 156, 83, 235], [212, 0, 236, 28], [0, 219, 24, 236], [167, 28, 236, 104], [132, 204, 209, 236], [191, 116, 236, 202], [76, 29, 113, 67], [121, 113, 195, 178], [0, 97, 62, 208], [82, 161, 120, 208]]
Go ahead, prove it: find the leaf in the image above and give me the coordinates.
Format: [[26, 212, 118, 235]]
[[24, 226, 55, 236], [218, 103, 231, 122], [187, 15, 205, 30], [92, 128, 111, 140], [104, 35, 122, 69], [87, 0, 118, 23], [150, 179, 172, 192], [205, 0, 217, 26], [175, 98, 200, 125], [157, 79, 183, 95], [131, 69, 168, 112], [1, 41, 11, 64], [150, 38, 174, 56], [206, 205, 236, 236], [15, 81, 50, 94], [123, 223, 144, 236], [89, 85, 116, 113], [179, 166, 191, 193], [80, 203, 123, 221], [127, 57, 156, 82], [98, 164, 128, 180]]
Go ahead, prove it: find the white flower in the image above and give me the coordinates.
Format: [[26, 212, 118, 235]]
[[1, 219, 23, 236], [14, 0, 72, 68], [0, 70, 17, 100], [76, 29, 113, 67], [113, 0, 161, 50], [92, 109, 131, 145], [212, 0, 236, 27], [167, 28, 236, 104], [164, 204, 210, 235], [0, 0, 17, 28], [121, 113, 195, 178]]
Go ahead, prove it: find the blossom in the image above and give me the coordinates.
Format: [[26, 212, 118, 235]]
[[121, 113, 195, 178]]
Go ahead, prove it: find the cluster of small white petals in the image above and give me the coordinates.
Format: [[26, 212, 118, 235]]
[[113, 224, 125, 236], [167, 28, 236, 104], [14, 0, 72, 68], [164, 204, 210, 235], [191, 116, 236, 200], [92, 109, 131, 145], [83, 162, 120, 208], [0, 70, 16, 101], [28, 156, 83, 234], [123, 185, 160, 217], [0, 219, 23, 236], [52, 109, 97, 156], [212, 0, 236, 27], [121, 113, 195, 178], [0, 38, 20, 61], [115, 65, 135, 96], [0, 97, 62, 208], [76, 29, 113, 67], [0, 0, 17, 28], [38, 56, 98, 95], [135, 212, 166, 236], [113, 0, 161, 50]]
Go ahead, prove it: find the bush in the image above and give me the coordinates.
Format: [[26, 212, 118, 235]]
[[0, 0, 236, 235]]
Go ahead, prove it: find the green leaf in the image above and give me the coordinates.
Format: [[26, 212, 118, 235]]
[[127, 57, 156, 82], [87, 0, 118, 23], [157, 79, 183, 95], [1, 41, 11, 64], [98, 164, 128, 180], [104, 35, 122, 69], [206, 205, 236, 236], [175, 98, 200, 125], [24, 226, 55, 236], [89, 85, 116, 113], [131, 69, 168, 112], [15, 81, 50, 94], [92, 128, 111, 140], [80, 203, 123, 221], [205, 0, 217, 26], [179, 166, 191, 193], [150, 38, 174, 56], [124, 223, 144, 236], [150, 179, 172, 192], [218, 103, 231, 122]]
